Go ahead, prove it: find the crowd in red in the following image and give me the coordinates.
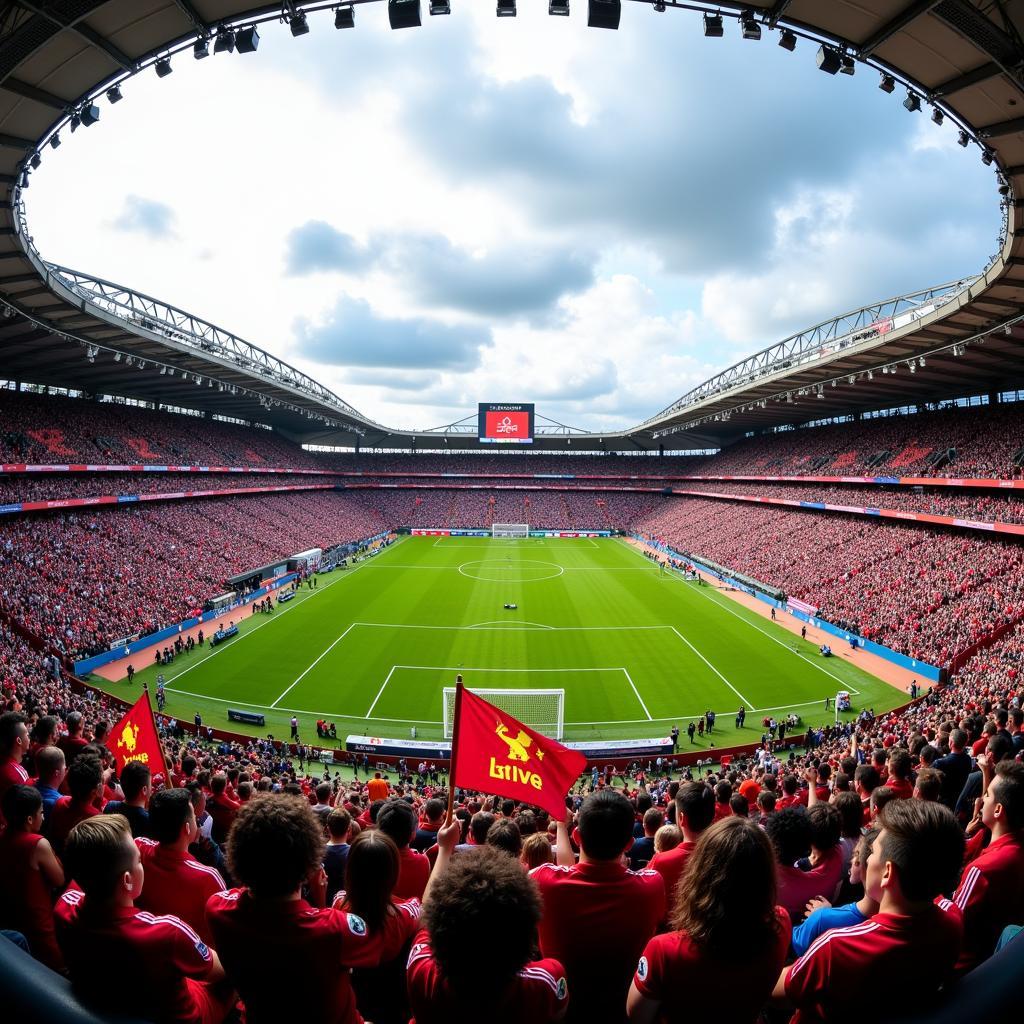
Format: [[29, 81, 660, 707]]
[[639, 498, 1024, 667]]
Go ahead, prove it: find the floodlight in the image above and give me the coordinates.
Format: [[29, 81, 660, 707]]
[[80, 103, 100, 125], [550, 0, 569, 14], [816, 46, 840, 75], [236, 26, 260, 52], [653, 1, 665, 11], [497, 0, 516, 16], [931, 106, 943, 125], [429, 1, 450, 13], [958, 129, 969, 147], [588, 0, 620, 29], [741, 12, 761, 41], [30, 152, 40, 169], [703, 12, 723, 36], [778, 29, 796, 51], [69, 113, 81, 132], [194, 38, 209, 59], [840, 55, 855, 75], [879, 74, 895, 93], [50, 133, 60, 149], [289, 12, 309, 36], [390, 0, 422, 27], [113, 351, 122, 362], [106, 85, 122, 104], [19, 171, 28, 188], [155, 57, 173, 78], [214, 27, 235, 53], [335, 6, 355, 28], [982, 150, 994, 165], [903, 90, 921, 112]]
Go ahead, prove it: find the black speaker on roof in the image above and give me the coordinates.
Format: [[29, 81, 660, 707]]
[[236, 27, 260, 53], [389, 0, 422, 29], [588, 0, 620, 29]]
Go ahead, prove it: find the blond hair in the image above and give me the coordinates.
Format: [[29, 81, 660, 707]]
[[64, 814, 135, 899], [654, 823, 683, 853]]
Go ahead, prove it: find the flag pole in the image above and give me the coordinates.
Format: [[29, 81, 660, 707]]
[[445, 681, 464, 826], [143, 687, 172, 790]]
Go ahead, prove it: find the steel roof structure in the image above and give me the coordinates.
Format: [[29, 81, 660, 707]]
[[1, 1, 1024, 451]]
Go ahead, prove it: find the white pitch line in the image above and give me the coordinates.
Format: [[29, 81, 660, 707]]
[[353, 621, 672, 632], [394, 664, 622, 673], [365, 665, 397, 718], [670, 626, 757, 710], [467, 620, 555, 630], [271, 621, 358, 708], [622, 668, 653, 721]]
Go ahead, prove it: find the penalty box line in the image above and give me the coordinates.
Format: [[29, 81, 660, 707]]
[[365, 664, 652, 721]]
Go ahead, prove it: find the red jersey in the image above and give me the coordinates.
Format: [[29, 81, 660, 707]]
[[952, 832, 1024, 973], [784, 903, 963, 1024], [205, 888, 385, 1024], [57, 734, 89, 766], [886, 777, 914, 800], [136, 838, 225, 945], [634, 907, 790, 1022], [54, 889, 217, 1024], [531, 859, 665, 1023], [0, 755, 29, 802], [393, 846, 431, 901], [712, 803, 732, 822], [775, 795, 802, 811], [775, 848, 844, 924], [0, 830, 63, 970], [206, 793, 239, 845], [331, 892, 423, 963], [647, 840, 697, 906], [47, 797, 100, 854], [407, 929, 568, 1023]]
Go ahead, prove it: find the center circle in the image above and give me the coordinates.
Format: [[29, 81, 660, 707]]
[[458, 559, 565, 583]]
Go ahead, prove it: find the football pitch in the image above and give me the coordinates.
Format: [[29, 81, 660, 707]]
[[107, 536, 904, 746]]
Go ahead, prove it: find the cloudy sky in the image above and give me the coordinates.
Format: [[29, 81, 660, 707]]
[[26, 3, 1001, 433]]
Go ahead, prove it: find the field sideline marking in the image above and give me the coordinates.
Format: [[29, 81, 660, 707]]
[[618, 539, 862, 697], [669, 626, 756, 711], [365, 666, 398, 717], [467, 620, 555, 630], [271, 621, 359, 708], [139, 559, 374, 689], [352, 621, 670, 632]]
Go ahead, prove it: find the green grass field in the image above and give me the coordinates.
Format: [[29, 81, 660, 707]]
[[93, 536, 904, 747]]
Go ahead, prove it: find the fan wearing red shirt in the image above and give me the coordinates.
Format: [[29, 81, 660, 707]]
[[531, 789, 665, 1024], [648, 782, 715, 907], [0, 711, 30, 810], [48, 754, 103, 858], [766, 808, 842, 924], [773, 799, 966, 1024], [57, 711, 90, 767], [628, 817, 790, 1023], [0, 785, 66, 971], [376, 798, 430, 900], [407, 819, 568, 1023], [206, 773, 240, 845], [953, 760, 1024, 973], [136, 788, 225, 945], [55, 814, 234, 1024], [205, 794, 387, 1024], [884, 749, 915, 801]]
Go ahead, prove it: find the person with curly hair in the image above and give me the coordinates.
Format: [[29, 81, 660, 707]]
[[627, 816, 790, 1022], [205, 794, 386, 1024], [407, 818, 568, 1022]]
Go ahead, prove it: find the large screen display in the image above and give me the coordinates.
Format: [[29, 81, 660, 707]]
[[478, 403, 535, 445]]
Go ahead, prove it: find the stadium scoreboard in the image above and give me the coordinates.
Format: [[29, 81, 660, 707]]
[[478, 403, 535, 445]]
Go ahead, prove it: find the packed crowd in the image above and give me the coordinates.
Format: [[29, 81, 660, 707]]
[[636, 499, 1024, 667], [0, 620, 1022, 1023], [0, 492, 386, 659]]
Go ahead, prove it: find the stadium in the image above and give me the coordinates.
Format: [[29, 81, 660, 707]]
[[0, 1, 1023, 1022]]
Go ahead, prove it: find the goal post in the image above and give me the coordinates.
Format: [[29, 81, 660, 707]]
[[492, 522, 529, 538], [443, 687, 565, 740]]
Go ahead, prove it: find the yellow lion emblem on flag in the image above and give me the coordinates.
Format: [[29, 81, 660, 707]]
[[117, 721, 139, 755]]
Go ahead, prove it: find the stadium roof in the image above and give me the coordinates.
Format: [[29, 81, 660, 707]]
[[1, 1, 1024, 451]]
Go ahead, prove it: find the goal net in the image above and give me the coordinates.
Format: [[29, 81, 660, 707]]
[[443, 688, 565, 740], [492, 523, 529, 538]]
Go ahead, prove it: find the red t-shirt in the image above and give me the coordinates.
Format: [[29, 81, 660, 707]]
[[393, 846, 431, 901], [136, 838, 225, 945], [0, 755, 29, 803], [0, 830, 63, 971], [57, 734, 89, 766], [531, 860, 665, 1023], [205, 888, 384, 1024], [784, 904, 963, 1024], [406, 929, 568, 1023], [633, 907, 790, 1022], [952, 832, 1024, 973], [206, 793, 239, 845], [886, 777, 914, 801], [47, 797, 100, 854], [775, 848, 844, 924], [331, 892, 422, 963], [647, 840, 697, 906], [54, 889, 216, 1024]]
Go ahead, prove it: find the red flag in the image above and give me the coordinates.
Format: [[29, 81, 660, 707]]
[[449, 685, 585, 822], [109, 691, 168, 786]]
